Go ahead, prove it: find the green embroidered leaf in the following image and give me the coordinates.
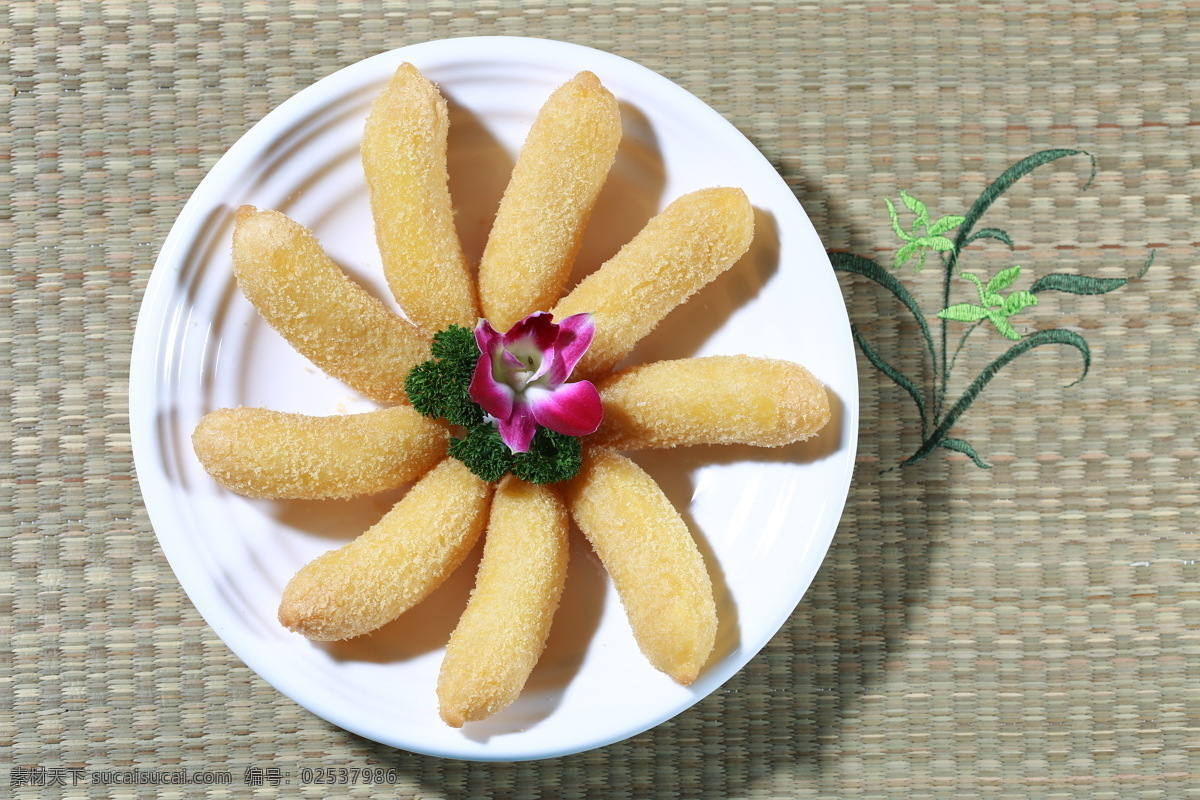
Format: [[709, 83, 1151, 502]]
[[986, 265, 1022, 295], [913, 248, 929, 273], [928, 214, 966, 236], [954, 149, 1094, 252], [937, 437, 992, 469], [913, 235, 955, 253], [1001, 289, 1038, 317], [938, 303, 990, 322], [884, 197, 913, 242], [900, 190, 928, 223], [893, 241, 920, 269], [961, 272, 1001, 306], [987, 312, 1021, 340], [1030, 252, 1154, 296], [1030, 274, 1127, 295], [829, 253, 938, 370], [964, 227, 1015, 249], [901, 329, 1091, 467], [976, 328, 1091, 393], [852, 325, 928, 435]]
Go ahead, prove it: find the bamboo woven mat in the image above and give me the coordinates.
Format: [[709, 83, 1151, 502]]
[[4, 2, 1198, 797]]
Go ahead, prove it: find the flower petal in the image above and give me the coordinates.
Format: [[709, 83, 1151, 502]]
[[501, 336, 550, 384], [497, 402, 539, 453], [529, 380, 603, 437], [503, 311, 558, 352], [526, 344, 553, 382], [499, 348, 526, 373], [474, 318, 503, 356], [503, 312, 557, 382], [546, 313, 595, 385], [469, 353, 514, 421]]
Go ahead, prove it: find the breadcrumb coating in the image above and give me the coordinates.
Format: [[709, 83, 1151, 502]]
[[478, 71, 621, 331], [593, 355, 831, 449], [278, 459, 491, 641], [437, 477, 569, 727], [209, 68, 807, 717], [551, 187, 754, 377], [565, 447, 716, 684], [191, 406, 447, 500], [231, 206, 431, 405], [362, 63, 479, 331]]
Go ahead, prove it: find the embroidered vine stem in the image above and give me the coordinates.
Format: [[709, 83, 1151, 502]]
[[946, 319, 984, 384], [829, 148, 1152, 469], [938, 248, 954, 422]]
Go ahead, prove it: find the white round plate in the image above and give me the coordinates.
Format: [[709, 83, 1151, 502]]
[[130, 37, 858, 761]]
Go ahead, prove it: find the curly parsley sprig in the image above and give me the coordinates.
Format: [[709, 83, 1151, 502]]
[[404, 325, 584, 484]]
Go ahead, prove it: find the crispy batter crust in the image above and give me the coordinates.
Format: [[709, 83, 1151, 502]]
[[437, 477, 569, 727], [478, 71, 621, 331], [362, 63, 478, 331], [231, 206, 430, 404], [551, 187, 754, 377], [594, 355, 831, 449], [565, 447, 716, 684], [278, 459, 491, 641], [192, 406, 447, 499]]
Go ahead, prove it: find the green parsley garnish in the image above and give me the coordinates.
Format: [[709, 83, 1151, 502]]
[[405, 325, 586, 485], [447, 423, 513, 484], [512, 429, 583, 485], [404, 325, 484, 428]]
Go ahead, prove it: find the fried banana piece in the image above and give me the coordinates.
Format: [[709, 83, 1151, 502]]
[[232, 206, 430, 405], [551, 188, 754, 377], [438, 477, 568, 727], [565, 447, 716, 684], [362, 63, 478, 331], [478, 71, 621, 330], [593, 356, 831, 449], [278, 458, 491, 641], [192, 406, 447, 500]]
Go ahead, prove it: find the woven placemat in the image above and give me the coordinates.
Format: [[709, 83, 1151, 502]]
[[4, 2, 1197, 797]]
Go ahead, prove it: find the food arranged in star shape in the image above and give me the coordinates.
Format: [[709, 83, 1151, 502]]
[[191, 65, 831, 727]]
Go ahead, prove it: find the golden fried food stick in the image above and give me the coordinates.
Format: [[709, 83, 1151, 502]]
[[593, 355, 831, 449], [362, 63, 478, 331], [565, 447, 716, 684], [278, 458, 491, 641], [477, 71, 621, 331], [437, 477, 568, 727], [232, 206, 430, 405], [192, 406, 447, 500], [551, 187, 754, 377]]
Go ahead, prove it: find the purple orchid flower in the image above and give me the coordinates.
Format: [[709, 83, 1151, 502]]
[[469, 311, 603, 453]]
